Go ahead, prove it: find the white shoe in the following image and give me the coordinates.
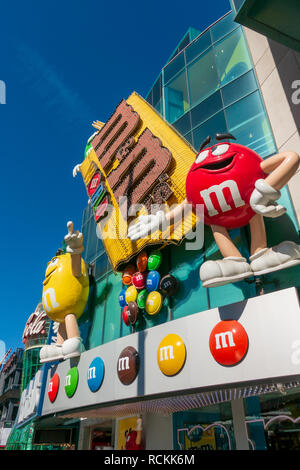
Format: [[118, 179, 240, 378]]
[[40, 344, 63, 363], [62, 337, 84, 360], [200, 257, 253, 288], [249, 241, 300, 276]]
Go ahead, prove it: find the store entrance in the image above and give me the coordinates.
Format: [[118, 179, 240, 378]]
[[173, 403, 236, 450]]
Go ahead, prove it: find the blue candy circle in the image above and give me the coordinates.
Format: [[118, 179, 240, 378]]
[[87, 357, 105, 392], [119, 288, 127, 308], [146, 270, 161, 292]]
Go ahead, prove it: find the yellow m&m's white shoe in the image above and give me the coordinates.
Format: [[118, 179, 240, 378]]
[[62, 337, 85, 360], [40, 344, 64, 363]]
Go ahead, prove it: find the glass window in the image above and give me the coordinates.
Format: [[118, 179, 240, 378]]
[[146, 89, 153, 106], [164, 69, 189, 123], [164, 52, 185, 84], [225, 90, 276, 158], [173, 403, 236, 450], [95, 252, 109, 281], [210, 11, 239, 43], [85, 216, 98, 263], [221, 70, 258, 107], [187, 47, 219, 108], [184, 131, 194, 147], [154, 98, 163, 116], [172, 111, 191, 136], [192, 111, 227, 150], [152, 75, 162, 107], [214, 27, 252, 87], [185, 30, 211, 64], [190, 91, 223, 130], [102, 272, 122, 344]]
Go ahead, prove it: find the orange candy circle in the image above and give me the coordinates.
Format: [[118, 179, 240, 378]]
[[137, 251, 148, 273], [122, 265, 136, 286]]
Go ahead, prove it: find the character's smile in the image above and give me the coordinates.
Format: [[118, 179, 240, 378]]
[[201, 155, 235, 170], [192, 152, 236, 173]]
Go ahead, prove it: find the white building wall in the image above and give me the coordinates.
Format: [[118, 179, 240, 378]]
[[243, 26, 300, 224]]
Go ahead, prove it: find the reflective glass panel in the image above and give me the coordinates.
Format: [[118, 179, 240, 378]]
[[95, 252, 109, 281], [214, 27, 252, 87], [154, 98, 163, 116], [192, 111, 227, 150], [164, 52, 185, 84], [190, 91, 222, 130], [184, 131, 193, 147], [221, 70, 257, 107], [146, 89, 153, 106], [187, 47, 219, 108], [152, 74, 162, 107], [225, 90, 276, 157], [165, 69, 189, 123], [210, 11, 239, 43], [85, 216, 98, 263], [172, 111, 191, 136], [185, 30, 211, 64]]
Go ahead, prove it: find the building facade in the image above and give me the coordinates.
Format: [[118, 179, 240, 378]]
[[12, 2, 300, 451], [0, 349, 23, 448]]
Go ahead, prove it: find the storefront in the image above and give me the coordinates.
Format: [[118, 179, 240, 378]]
[[18, 5, 300, 451], [6, 306, 80, 450], [38, 287, 300, 450]]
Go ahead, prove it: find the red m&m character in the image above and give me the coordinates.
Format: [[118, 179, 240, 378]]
[[129, 134, 300, 288]]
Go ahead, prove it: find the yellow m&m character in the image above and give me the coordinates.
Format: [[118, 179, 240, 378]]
[[40, 222, 89, 363]]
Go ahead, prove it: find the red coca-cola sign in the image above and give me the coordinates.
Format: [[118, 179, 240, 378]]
[[22, 305, 48, 343]]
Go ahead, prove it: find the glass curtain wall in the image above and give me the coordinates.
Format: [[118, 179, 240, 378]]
[[146, 10, 276, 158]]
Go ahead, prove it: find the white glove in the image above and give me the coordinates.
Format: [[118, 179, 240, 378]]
[[128, 211, 167, 241], [136, 417, 143, 432], [72, 164, 81, 178], [64, 221, 84, 254], [250, 179, 286, 218]]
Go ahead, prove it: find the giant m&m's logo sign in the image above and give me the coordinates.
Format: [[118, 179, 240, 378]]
[[209, 320, 248, 366], [87, 357, 105, 392]]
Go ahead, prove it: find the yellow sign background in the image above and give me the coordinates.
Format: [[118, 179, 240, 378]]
[[80, 92, 198, 271], [117, 416, 139, 450]]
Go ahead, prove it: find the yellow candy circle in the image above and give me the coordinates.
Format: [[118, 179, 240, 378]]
[[145, 291, 162, 315], [42, 253, 89, 323], [125, 285, 138, 303], [157, 334, 186, 376]]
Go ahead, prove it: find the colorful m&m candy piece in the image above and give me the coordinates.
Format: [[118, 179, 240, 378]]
[[137, 251, 148, 272], [125, 285, 138, 303], [132, 271, 147, 290], [122, 306, 130, 326], [122, 265, 136, 286], [119, 288, 127, 307], [145, 291, 162, 315], [137, 289, 148, 309], [160, 274, 178, 297], [147, 250, 162, 270], [146, 270, 161, 292]]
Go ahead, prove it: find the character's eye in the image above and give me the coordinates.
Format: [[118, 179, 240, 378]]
[[211, 144, 229, 156], [48, 257, 58, 268], [195, 149, 209, 164]]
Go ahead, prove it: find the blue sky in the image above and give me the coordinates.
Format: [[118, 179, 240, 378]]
[[0, 0, 230, 354]]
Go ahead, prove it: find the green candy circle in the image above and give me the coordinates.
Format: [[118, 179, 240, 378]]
[[137, 289, 148, 309], [147, 251, 162, 270], [65, 367, 79, 398]]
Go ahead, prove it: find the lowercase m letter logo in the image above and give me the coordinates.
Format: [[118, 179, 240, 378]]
[[209, 320, 248, 366], [87, 357, 105, 392], [157, 334, 186, 376]]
